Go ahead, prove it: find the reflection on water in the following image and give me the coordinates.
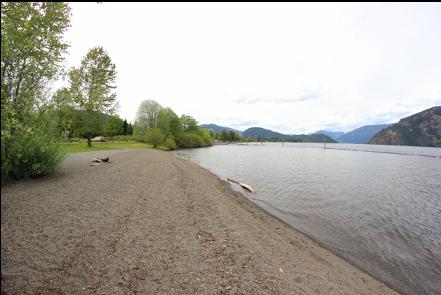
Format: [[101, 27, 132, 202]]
[[175, 143, 441, 295]]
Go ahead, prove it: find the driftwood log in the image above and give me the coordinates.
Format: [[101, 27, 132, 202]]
[[90, 157, 110, 166], [92, 157, 109, 163], [227, 178, 256, 193]]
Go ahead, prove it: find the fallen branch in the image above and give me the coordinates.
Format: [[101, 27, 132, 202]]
[[91, 157, 111, 166], [92, 157, 109, 163], [227, 178, 256, 193]]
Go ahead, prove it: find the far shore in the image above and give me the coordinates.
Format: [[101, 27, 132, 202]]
[[1, 149, 399, 294]]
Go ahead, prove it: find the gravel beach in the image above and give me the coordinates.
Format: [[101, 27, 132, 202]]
[[1, 149, 399, 294]]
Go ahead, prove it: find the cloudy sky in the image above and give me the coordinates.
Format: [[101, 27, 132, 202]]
[[62, 3, 441, 134]]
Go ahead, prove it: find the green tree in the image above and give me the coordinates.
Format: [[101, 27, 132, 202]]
[[157, 107, 183, 137], [52, 87, 75, 140], [180, 115, 198, 132], [135, 99, 162, 132], [127, 122, 133, 135], [104, 115, 123, 136], [1, 2, 71, 129], [145, 128, 164, 148], [1, 2, 71, 182], [68, 47, 118, 146], [220, 130, 229, 141], [229, 130, 239, 141], [122, 119, 128, 135], [164, 136, 177, 150]]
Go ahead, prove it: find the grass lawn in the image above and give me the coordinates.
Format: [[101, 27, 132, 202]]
[[62, 141, 169, 153]]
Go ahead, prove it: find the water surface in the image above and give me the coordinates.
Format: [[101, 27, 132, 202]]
[[175, 143, 441, 295]]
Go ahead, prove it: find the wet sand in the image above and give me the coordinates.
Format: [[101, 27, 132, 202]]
[[1, 149, 399, 294]]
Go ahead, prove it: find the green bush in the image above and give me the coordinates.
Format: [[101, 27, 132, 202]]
[[196, 128, 214, 146], [175, 132, 208, 148], [108, 135, 136, 142], [133, 134, 145, 142], [145, 128, 165, 148], [1, 131, 66, 182], [164, 137, 177, 150]]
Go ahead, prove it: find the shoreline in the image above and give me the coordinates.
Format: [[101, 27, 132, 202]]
[[175, 153, 404, 295], [1, 149, 399, 294]]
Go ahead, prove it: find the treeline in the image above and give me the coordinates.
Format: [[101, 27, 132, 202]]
[[53, 106, 134, 140], [2, 2, 123, 181], [213, 130, 241, 142], [1, 3, 210, 183], [133, 100, 212, 150]]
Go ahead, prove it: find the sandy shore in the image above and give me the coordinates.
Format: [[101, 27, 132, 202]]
[[1, 149, 399, 294]]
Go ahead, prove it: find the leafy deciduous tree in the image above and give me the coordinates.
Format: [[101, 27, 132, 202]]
[[1, 2, 71, 130], [104, 115, 124, 136], [1, 2, 71, 182], [145, 128, 164, 148], [180, 115, 198, 132], [68, 46, 118, 146], [135, 99, 162, 132]]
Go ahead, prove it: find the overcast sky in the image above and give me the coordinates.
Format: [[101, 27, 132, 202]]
[[62, 3, 441, 134]]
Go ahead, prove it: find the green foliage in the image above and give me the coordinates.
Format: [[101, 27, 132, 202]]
[[135, 99, 163, 132], [1, 2, 71, 183], [1, 127, 65, 183], [144, 128, 165, 148], [122, 119, 128, 135], [175, 131, 212, 148], [180, 115, 199, 132], [1, 2, 71, 126], [175, 133, 204, 148], [52, 88, 76, 139], [157, 108, 183, 137], [107, 135, 136, 142], [103, 115, 123, 136], [68, 46, 118, 146], [133, 100, 210, 149], [195, 128, 214, 146], [164, 137, 177, 151], [62, 141, 153, 153], [218, 130, 240, 141], [127, 122, 133, 135]]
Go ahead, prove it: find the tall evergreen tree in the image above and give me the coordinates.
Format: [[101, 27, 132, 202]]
[[122, 119, 128, 135]]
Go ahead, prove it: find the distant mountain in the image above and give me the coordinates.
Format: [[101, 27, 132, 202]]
[[338, 124, 393, 144], [242, 127, 337, 143], [199, 124, 241, 134], [313, 130, 345, 141], [242, 127, 284, 139], [369, 106, 441, 147]]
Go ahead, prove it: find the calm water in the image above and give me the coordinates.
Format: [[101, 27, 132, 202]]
[[175, 143, 441, 295]]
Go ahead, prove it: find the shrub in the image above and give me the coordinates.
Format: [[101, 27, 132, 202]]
[[164, 137, 177, 150], [175, 132, 207, 148], [145, 128, 164, 148], [196, 128, 214, 146], [108, 135, 136, 142], [134, 134, 145, 142], [1, 131, 66, 183]]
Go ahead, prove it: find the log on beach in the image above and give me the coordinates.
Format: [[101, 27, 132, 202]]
[[1, 149, 398, 295], [227, 178, 256, 193]]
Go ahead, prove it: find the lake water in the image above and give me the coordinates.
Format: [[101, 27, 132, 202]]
[[175, 143, 441, 295]]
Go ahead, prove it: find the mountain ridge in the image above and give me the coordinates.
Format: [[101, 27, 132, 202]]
[[337, 124, 393, 144], [242, 127, 337, 143], [369, 106, 441, 147]]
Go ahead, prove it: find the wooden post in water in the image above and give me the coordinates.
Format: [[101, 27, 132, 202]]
[[323, 137, 326, 149]]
